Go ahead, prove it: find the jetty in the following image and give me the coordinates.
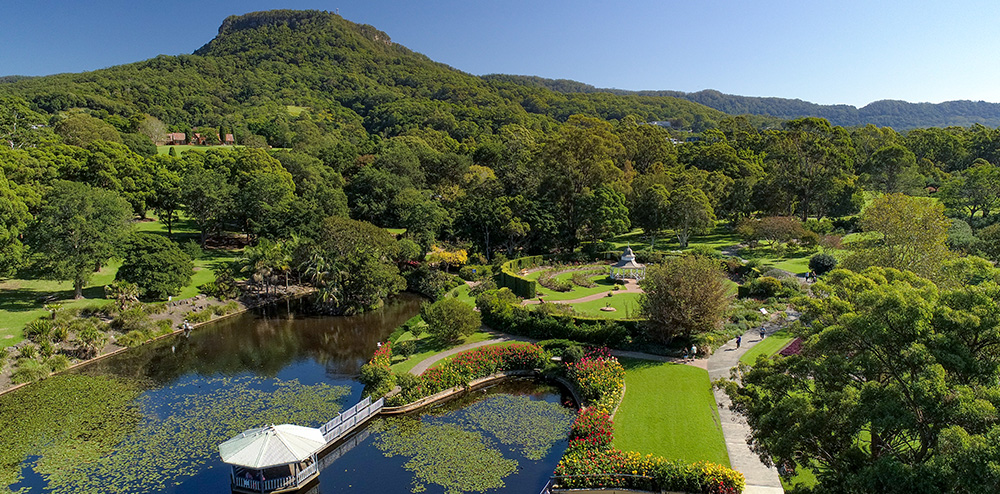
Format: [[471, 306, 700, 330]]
[[219, 396, 384, 493]]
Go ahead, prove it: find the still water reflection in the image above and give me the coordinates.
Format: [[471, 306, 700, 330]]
[[4, 294, 573, 494]]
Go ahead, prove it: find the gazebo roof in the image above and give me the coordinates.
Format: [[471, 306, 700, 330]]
[[611, 259, 645, 269], [611, 246, 644, 269], [219, 424, 325, 469]]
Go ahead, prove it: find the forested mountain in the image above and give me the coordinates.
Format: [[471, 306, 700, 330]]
[[486, 75, 1000, 130], [0, 10, 724, 144]]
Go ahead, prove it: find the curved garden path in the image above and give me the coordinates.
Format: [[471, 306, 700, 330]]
[[707, 319, 795, 494], [409, 329, 694, 377], [522, 279, 644, 306]]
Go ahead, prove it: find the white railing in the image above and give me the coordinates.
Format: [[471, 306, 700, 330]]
[[320, 396, 383, 443], [296, 462, 319, 484], [538, 478, 554, 494], [233, 476, 261, 491], [263, 475, 296, 491]]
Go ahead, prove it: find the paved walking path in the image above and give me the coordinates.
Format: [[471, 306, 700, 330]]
[[707, 316, 798, 494]]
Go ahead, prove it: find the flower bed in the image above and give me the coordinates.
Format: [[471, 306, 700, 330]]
[[566, 348, 626, 415], [359, 342, 395, 398], [538, 268, 574, 292], [554, 347, 744, 493], [389, 343, 546, 405], [554, 446, 744, 494]]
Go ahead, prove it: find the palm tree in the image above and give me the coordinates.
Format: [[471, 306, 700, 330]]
[[301, 252, 345, 308]]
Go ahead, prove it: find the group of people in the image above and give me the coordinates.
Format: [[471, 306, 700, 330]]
[[681, 327, 767, 359]]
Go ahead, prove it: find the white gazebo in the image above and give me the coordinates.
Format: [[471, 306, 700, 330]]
[[609, 246, 646, 281], [220, 424, 325, 493]]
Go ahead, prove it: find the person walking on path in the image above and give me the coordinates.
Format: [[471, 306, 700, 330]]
[[735, 335, 741, 349], [759, 327, 766, 340]]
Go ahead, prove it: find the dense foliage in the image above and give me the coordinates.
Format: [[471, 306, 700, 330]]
[[116, 233, 194, 299], [639, 256, 733, 341], [420, 297, 481, 343], [722, 266, 1000, 493]]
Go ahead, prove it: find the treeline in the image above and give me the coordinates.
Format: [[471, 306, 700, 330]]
[[491, 75, 1000, 130], [2, 9, 1000, 314]]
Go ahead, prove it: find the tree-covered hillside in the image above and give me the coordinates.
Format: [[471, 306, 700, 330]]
[[488, 75, 1000, 130], [0, 10, 724, 146]]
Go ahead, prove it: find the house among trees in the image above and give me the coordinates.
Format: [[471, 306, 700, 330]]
[[224, 133, 236, 145], [165, 132, 187, 145]]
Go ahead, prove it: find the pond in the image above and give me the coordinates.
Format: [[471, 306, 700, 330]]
[[0, 294, 575, 494]]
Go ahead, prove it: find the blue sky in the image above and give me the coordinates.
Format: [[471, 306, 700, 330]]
[[2, 0, 998, 107]]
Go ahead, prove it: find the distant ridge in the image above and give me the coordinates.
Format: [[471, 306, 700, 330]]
[[484, 74, 1000, 130], [0, 10, 725, 137]]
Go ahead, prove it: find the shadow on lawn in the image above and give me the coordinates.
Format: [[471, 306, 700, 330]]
[[0, 285, 107, 313]]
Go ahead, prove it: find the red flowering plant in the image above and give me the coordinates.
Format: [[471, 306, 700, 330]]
[[359, 342, 394, 398], [566, 349, 625, 414], [398, 343, 546, 400], [568, 408, 614, 451]]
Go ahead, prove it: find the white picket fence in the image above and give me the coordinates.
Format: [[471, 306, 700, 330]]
[[319, 396, 384, 443]]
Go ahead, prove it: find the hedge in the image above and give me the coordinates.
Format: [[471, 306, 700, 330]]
[[498, 255, 543, 298], [477, 289, 641, 347]]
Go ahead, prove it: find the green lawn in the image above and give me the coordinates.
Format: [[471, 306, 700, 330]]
[[609, 225, 742, 254], [739, 329, 794, 366], [0, 262, 120, 346], [529, 274, 621, 302], [445, 283, 476, 306], [0, 214, 236, 346], [286, 105, 309, 116], [390, 330, 494, 374], [782, 464, 819, 491], [613, 359, 730, 466], [561, 292, 643, 319]]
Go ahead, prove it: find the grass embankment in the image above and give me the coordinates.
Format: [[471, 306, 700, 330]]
[[613, 359, 730, 467], [609, 225, 742, 253], [738, 329, 794, 366], [445, 283, 476, 305], [390, 327, 495, 374], [0, 215, 234, 347]]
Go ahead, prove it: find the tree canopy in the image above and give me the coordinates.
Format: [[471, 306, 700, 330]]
[[723, 266, 1000, 493]]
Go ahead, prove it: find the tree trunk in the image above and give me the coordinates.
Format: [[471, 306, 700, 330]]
[[74, 278, 84, 299], [200, 230, 207, 248]]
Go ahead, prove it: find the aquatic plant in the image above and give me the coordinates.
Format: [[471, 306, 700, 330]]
[[464, 394, 573, 460], [2, 375, 350, 494], [373, 417, 517, 494], [0, 374, 144, 491]]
